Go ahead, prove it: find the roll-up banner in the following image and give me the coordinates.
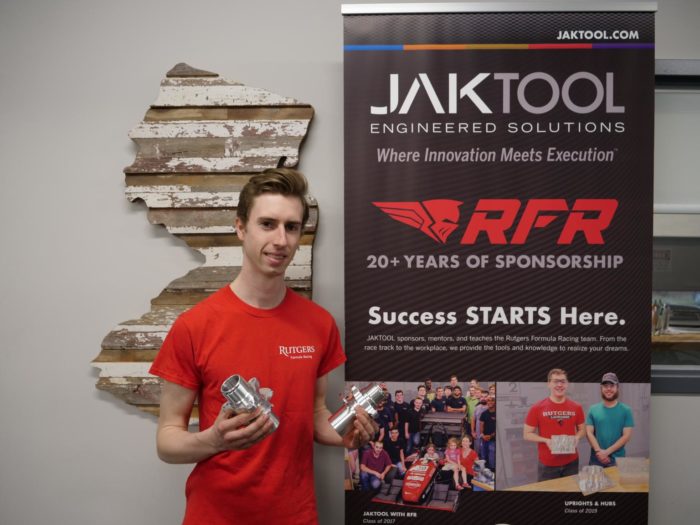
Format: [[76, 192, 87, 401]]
[[343, 2, 655, 524]]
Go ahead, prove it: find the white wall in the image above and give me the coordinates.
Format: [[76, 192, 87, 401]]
[[0, 1, 698, 523]]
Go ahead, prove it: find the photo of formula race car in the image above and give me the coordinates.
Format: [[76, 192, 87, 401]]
[[371, 454, 462, 512]]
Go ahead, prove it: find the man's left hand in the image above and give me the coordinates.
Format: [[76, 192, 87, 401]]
[[342, 407, 378, 449], [595, 450, 611, 464]]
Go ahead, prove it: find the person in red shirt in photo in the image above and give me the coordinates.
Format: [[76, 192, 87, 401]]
[[523, 368, 585, 481], [459, 435, 478, 488], [442, 437, 469, 490], [150, 168, 377, 525]]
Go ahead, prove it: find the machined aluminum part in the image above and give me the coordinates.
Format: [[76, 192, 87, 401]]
[[577, 465, 615, 495], [329, 383, 386, 436], [550, 434, 577, 454], [221, 375, 279, 431], [473, 459, 495, 483]]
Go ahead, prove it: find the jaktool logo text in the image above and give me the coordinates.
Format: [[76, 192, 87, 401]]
[[370, 72, 624, 115]]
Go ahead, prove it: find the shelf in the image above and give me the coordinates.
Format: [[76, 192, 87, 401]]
[[655, 59, 700, 91], [651, 333, 700, 393], [652, 333, 700, 345]]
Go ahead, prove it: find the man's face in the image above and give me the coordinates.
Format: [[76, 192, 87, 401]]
[[450, 377, 458, 387], [380, 383, 389, 399], [453, 387, 462, 398], [425, 380, 432, 390], [480, 391, 489, 402], [436, 387, 444, 399], [487, 396, 496, 410], [395, 392, 404, 403], [548, 373, 569, 398], [414, 398, 423, 410], [417, 386, 426, 398], [469, 385, 477, 397], [236, 193, 303, 278], [373, 442, 384, 455], [389, 429, 399, 441], [444, 387, 452, 398], [601, 382, 619, 401]]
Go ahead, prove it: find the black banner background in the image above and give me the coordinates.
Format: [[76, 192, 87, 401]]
[[344, 8, 653, 524]]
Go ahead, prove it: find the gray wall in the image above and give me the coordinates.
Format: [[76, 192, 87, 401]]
[[0, 1, 699, 524]]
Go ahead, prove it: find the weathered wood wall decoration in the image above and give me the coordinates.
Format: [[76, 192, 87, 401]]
[[93, 64, 315, 416]]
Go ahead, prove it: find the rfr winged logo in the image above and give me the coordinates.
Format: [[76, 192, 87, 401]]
[[372, 200, 463, 244], [373, 198, 618, 245]]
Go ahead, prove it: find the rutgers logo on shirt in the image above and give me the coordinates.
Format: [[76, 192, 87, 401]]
[[542, 410, 577, 421], [278, 345, 316, 360]]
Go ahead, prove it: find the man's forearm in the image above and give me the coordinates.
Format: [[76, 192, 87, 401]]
[[605, 428, 633, 454], [157, 424, 220, 464], [313, 404, 344, 447], [523, 426, 548, 444], [586, 425, 602, 451]]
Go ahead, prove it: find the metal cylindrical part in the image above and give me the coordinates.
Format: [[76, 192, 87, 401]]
[[221, 375, 258, 411], [221, 374, 279, 431], [329, 383, 386, 436]]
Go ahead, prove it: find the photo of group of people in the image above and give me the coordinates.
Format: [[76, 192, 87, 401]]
[[344, 376, 496, 511], [342, 368, 650, 504]]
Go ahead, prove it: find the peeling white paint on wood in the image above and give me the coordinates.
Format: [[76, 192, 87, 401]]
[[130, 120, 310, 139], [161, 77, 243, 87], [114, 324, 171, 332], [101, 329, 168, 349], [94, 362, 158, 379], [147, 207, 319, 232], [118, 306, 187, 326], [127, 156, 300, 173], [153, 85, 303, 107], [127, 188, 319, 209], [95, 66, 316, 415], [166, 225, 237, 234], [127, 190, 240, 208]]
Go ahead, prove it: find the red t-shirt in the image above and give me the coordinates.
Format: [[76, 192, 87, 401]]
[[525, 397, 585, 467], [460, 448, 478, 476], [150, 286, 345, 525]]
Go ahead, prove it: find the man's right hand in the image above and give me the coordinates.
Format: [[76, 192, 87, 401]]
[[207, 406, 276, 452], [595, 450, 612, 465]]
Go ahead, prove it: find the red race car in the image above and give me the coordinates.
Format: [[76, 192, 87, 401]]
[[402, 458, 438, 504]]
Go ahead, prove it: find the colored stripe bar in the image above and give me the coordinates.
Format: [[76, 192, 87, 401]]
[[530, 43, 592, 49], [405, 44, 529, 50], [593, 43, 656, 49], [344, 43, 654, 51], [344, 45, 403, 51]]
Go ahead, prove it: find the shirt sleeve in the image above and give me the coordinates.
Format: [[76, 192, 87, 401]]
[[360, 453, 370, 467], [317, 317, 346, 378], [524, 404, 538, 428], [382, 452, 393, 471], [149, 315, 201, 390], [585, 407, 595, 426], [625, 405, 635, 427]]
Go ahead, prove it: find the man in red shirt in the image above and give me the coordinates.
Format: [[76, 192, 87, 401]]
[[523, 368, 585, 481], [150, 168, 376, 524]]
